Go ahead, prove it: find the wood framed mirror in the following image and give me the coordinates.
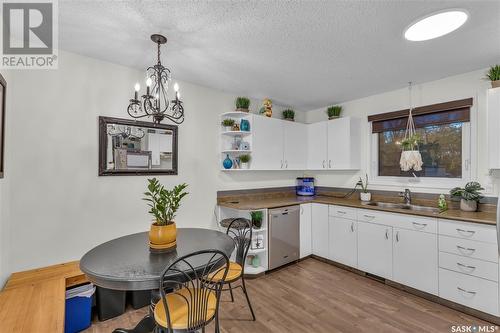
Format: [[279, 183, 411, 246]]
[[0, 73, 6, 179], [99, 116, 178, 176]]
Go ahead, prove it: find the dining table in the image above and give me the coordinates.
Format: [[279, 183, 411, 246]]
[[80, 227, 235, 333]]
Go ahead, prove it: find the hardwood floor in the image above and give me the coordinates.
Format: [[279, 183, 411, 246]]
[[84, 258, 491, 332]]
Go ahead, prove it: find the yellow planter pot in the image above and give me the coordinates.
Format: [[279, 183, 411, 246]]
[[149, 222, 177, 249]]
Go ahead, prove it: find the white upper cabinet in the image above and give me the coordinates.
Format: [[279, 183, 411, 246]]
[[252, 116, 284, 170], [487, 87, 500, 169], [327, 117, 360, 170], [283, 121, 307, 170], [307, 121, 328, 170]]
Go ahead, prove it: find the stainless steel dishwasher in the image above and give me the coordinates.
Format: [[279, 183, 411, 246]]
[[269, 205, 300, 270]]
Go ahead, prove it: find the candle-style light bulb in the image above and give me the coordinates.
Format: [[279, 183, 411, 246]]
[[177, 92, 181, 99], [134, 83, 140, 100], [146, 78, 152, 96], [174, 82, 179, 92]]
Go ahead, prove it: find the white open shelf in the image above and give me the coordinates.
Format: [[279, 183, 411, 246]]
[[221, 130, 251, 136], [221, 111, 252, 118], [244, 265, 267, 275], [222, 150, 252, 153]]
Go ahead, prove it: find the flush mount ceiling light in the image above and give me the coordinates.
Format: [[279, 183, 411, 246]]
[[404, 10, 468, 41]]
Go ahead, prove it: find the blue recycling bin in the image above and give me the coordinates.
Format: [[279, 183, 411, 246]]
[[65, 284, 95, 333]]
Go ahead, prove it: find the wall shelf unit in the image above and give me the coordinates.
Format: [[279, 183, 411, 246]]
[[220, 112, 253, 171]]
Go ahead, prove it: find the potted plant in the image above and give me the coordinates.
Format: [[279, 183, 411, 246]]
[[240, 154, 251, 169], [282, 109, 295, 121], [143, 178, 188, 249], [450, 181, 484, 212], [221, 118, 235, 131], [235, 97, 251, 112], [250, 211, 263, 229], [327, 105, 342, 120], [357, 173, 371, 202], [486, 65, 500, 88]]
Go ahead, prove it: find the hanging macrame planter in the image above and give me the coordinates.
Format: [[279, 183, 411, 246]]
[[400, 83, 423, 172]]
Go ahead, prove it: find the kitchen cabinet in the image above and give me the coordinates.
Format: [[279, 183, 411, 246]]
[[393, 227, 438, 295], [329, 216, 357, 267], [307, 121, 328, 169], [145, 133, 172, 166], [252, 116, 284, 170], [283, 121, 307, 170], [357, 221, 393, 279], [488, 87, 500, 169], [299, 203, 312, 259], [311, 203, 329, 258], [327, 117, 360, 170]]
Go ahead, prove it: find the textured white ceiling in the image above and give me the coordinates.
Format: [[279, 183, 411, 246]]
[[59, 0, 500, 110]]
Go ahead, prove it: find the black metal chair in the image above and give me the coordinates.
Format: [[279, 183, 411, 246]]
[[153, 249, 230, 333], [210, 218, 256, 321]]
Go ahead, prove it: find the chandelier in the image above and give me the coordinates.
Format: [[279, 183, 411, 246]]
[[127, 34, 184, 124], [107, 124, 145, 140]]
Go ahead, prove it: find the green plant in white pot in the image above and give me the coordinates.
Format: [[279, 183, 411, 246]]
[[450, 182, 484, 212], [486, 65, 500, 88], [240, 154, 251, 169], [357, 173, 371, 202], [221, 118, 235, 131]]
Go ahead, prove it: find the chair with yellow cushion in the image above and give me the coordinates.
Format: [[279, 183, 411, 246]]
[[154, 249, 230, 333], [209, 218, 256, 321]]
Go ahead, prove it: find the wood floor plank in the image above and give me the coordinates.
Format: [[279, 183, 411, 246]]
[[85, 258, 493, 333]]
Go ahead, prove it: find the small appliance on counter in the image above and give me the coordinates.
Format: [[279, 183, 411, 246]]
[[296, 177, 315, 196]]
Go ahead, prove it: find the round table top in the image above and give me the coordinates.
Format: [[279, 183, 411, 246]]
[[80, 228, 235, 290]]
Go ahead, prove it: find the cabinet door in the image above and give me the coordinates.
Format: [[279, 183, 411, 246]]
[[327, 117, 360, 170], [252, 116, 284, 170], [300, 204, 312, 259], [307, 122, 328, 170], [329, 216, 357, 268], [393, 228, 438, 295], [283, 121, 307, 170], [147, 133, 161, 166], [488, 88, 500, 169], [311, 203, 329, 258], [357, 221, 393, 279]]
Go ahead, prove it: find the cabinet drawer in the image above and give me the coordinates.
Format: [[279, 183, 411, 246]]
[[329, 205, 357, 220], [439, 252, 498, 282], [439, 235, 498, 263], [357, 209, 386, 223], [439, 219, 497, 244], [439, 268, 499, 316], [357, 209, 437, 233]]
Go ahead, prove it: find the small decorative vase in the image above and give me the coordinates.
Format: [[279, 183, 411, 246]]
[[460, 199, 477, 212], [240, 119, 250, 131], [241, 162, 250, 169], [149, 222, 177, 250], [284, 118, 294, 122], [236, 108, 249, 113], [328, 116, 339, 120], [492, 80, 500, 89], [224, 126, 232, 132], [360, 192, 371, 202], [223, 154, 233, 169], [252, 255, 261, 268], [252, 218, 262, 229]]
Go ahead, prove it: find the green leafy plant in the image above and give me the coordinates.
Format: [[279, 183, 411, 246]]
[[450, 182, 484, 202], [143, 178, 188, 226], [400, 134, 421, 151], [327, 105, 342, 118], [250, 211, 263, 229], [486, 65, 500, 82], [356, 173, 369, 193], [239, 154, 251, 163], [235, 97, 251, 110], [221, 118, 235, 127], [282, 109, 295, 120]]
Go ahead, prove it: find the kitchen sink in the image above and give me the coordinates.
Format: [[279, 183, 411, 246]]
[[363, 201, 441, 213]]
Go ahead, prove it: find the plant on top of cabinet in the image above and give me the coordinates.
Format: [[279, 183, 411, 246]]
[[486, 65, 500, 88], [235, 97, 251, 112], [221, 118, 235, 131], [143, 178, 188, 250], [450, 181, 484, 212], [250, 210, 263, 229], [357, 173, 371, 202], [239, 154, 251, 169], [282, 109, 295, 121], [327, 105, 342, 120]]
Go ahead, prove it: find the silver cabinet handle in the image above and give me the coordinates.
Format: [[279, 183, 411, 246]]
[[457, 262, 476, 271], [456, 245, 476, 255], [456, 228, 476, 237], [350, 222, 354, 232], [395, 231, 399, 242], [280, 160, 283, 169], [285, 160, 288, 168], [457, 286, 477, 295], [363, 214, 375, 219], [337, 210, 347, 215], [322, 160, 326, 168], [329, 160, 332, 168], [385, 229, 389, 240], [412, 222, 427, 229], [300, 206, 303, 214]]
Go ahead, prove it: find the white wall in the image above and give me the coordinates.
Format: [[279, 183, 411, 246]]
[[305, 69, 497, 195], [0, 50, 306, 284]]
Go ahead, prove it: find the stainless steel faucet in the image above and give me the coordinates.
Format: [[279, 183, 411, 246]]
[[399, 188, 411, 205]]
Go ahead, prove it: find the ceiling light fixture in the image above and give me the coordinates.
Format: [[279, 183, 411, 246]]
[[404, 10, 468, 41]]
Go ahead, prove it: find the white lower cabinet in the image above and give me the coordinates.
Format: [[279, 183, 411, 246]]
[[357, 221, 393, 279], [299, 203, 312, 259], [311, 203, 329, 258], [329, 216, 357, 268], [393, 228, 438, 295]]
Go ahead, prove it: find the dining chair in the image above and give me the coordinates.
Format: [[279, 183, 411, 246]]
[[209, 218, 256, 321], [153, 249, 230, 333]]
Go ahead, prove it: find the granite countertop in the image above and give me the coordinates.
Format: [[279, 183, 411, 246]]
[[218, 195, 496, 225]]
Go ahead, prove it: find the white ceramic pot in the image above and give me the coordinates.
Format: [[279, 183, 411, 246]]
[[460, 199, 477, 212], [360, 192, 371, 202], [224, 126, 232, 132], [241, 162, 250, 169]]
